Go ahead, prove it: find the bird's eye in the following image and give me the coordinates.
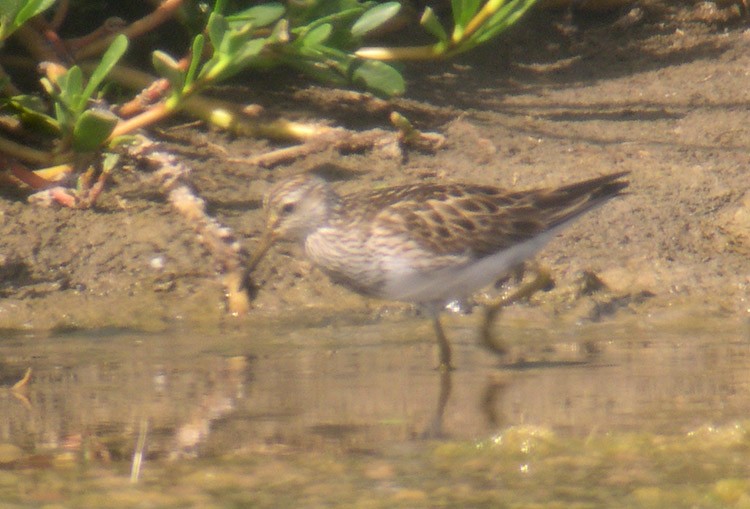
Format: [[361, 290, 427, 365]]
[[281, 203, 296, 215]]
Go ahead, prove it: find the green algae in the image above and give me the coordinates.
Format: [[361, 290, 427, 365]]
[[3, 423, 750, 508]]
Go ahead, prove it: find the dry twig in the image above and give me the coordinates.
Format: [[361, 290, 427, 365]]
[[230, 123, 445, 168], [127, 136, 251, 315]]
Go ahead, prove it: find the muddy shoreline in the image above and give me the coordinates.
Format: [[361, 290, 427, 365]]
[[1, 3, 749, 332]]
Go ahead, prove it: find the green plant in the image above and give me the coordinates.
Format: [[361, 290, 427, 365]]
[[357, 0, 540, 60], [0, 0, 538, 206], [0, 0, 56, 43], [43, 35, 128, 152]]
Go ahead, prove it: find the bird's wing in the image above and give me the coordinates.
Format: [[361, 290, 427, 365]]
[[367, 173, 629, 258]]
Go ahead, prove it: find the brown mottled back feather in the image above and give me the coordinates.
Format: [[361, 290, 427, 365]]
[[338, 172, 629, 258]]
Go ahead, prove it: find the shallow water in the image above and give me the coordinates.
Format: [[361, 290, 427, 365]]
[[1, 317, 750, 507]]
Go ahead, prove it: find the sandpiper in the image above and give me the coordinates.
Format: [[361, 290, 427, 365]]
[[247, 172, 629, 368]]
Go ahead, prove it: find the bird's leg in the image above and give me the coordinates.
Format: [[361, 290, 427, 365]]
[[421, 368, 452, 439], [431, 313, 454, 371], [480, 263, 552, 355], [479, 374, 509, 428]]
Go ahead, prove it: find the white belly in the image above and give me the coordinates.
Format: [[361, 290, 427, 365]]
[[305, 225, 561, 305]]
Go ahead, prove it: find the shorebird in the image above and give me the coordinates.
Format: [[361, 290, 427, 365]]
[[247, 172, 629, 368]]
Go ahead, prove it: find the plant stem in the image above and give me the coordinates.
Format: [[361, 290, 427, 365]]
[[108, 102, 171, 140], [50, 0, 70, 31], [98, 63, 328, 142], [355, 44, 444, 61], [0, 136, 57, 166], [460, 0, 506, 43], [74, 0, 184, 60], [13, 24, 60, 63]]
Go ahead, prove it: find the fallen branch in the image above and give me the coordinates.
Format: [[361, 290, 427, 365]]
[[126, 136, 250, 315], [229, 116, 446, 168]]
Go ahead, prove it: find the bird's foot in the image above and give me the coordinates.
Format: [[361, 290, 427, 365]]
[[480, 264, 553, 356]]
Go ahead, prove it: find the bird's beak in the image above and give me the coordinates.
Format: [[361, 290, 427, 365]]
[[246, 229, 276, 273]]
